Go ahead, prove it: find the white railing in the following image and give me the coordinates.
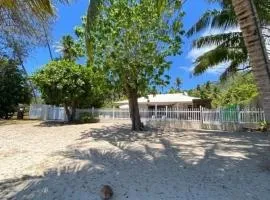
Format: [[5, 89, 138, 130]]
[[29, 105, 67, 121], [47, 106, 67, 121], [239, 108, 265, 124], [202, 108, 265, 124], [29, 104, 266, 125], [201, 109, 221, 125], [77, 108, 201, 121]]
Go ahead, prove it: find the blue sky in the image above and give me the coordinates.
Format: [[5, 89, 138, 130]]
[[25, 0, 220, 90]]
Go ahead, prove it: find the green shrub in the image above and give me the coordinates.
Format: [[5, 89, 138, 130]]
[[258, 120, 270, 132], [79, 112, 99, 123]]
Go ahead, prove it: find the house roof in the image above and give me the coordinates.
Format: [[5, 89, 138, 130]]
[[115, 93, 200, 105]]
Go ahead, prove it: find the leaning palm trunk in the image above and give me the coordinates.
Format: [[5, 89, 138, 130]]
[[232, 0, 270, 121]]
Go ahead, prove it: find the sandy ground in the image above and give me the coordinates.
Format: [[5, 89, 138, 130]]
[[0, 121, 270, 200]]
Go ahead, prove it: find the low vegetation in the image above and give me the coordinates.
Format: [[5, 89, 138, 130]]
[[78, 112, 99, 124], [188, 73, 259, 108]]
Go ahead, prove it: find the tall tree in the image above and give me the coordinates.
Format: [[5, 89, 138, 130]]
[[186, 0, 270, 80], [0, 58, 31, 119], [231, 0, 270, 121], [0, 0, 70, 57], [32, 60, 104, 122], [55, 35, 84, 61], [86, 0, 184, 130], [175, 77, 182, 92], [168, 77, 182, 93], [0, 1, 71, 104]]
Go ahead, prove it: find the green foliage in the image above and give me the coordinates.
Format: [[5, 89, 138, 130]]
[[168, 77, 182, 93], [217, 74, 258, 106], [78, 112, 99, 123], [187, 0, 270, 80], [87, 0, 184, 97], [188, 73, 258, 107], [32, 60, 105, 121], [0, 0, 70, 59], [258, 120, 270, 132], [188, 81, 215, 100], [86, 0, 184, 130], [56, 35, 84, 61], [0, 58, 32, 119]]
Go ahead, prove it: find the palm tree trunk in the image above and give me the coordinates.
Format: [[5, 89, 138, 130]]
[[42, 24, 54, 60], [18, 58, 37, 104], [232, 0, 270, 121]]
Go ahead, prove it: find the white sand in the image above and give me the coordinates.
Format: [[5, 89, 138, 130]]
[[0, 121, 270, 200]]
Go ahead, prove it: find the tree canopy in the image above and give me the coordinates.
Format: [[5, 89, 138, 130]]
[[32, 60, 105, 121], [188, 73, 259, 108], [0, 0, 70, 60], [0, 58, 32, 119], [86, 0, 184, 130]]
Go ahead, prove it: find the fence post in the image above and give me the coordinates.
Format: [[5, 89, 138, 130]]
[[200, 106, 203, 127], [113, 106, 115, 119], [237, 105, 241, 124], [43, 105, 49, 121], [92, 107, 94, 116], [219, 108, 222, 124], [177, 104, 179, 119], [236, 105, 241, 130]]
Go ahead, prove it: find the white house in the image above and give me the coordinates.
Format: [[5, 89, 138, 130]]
[[115, 93, 201, 110]]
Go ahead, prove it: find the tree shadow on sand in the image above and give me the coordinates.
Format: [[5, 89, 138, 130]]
[[1, 124, 270, 200]]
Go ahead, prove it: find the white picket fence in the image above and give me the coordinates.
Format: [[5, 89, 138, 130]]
[[29, 104, 266, 126], [29, 105, 67, 121], [201, 108, 265, 124]]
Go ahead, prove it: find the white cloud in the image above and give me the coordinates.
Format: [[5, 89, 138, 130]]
[[188, 61, 230, 75], [201, 26, 241, 37], [187, 45, 216, 62], [178, 66, 192, 72]]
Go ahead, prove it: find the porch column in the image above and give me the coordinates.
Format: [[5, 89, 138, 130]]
[[155, 104, 157, 118], [165, 105, 168, 118], [177, 103, 179, 119]]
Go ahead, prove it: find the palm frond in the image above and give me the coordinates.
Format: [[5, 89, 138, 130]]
[[186, 10, 219, 37], [193, 46, 247, 75], [220, 60, 239, 81], [254, 0, 270, 24], [220, 61, 251, 81], [193, 32, 242, 48], [211, 8, 238, 29], [0, 0, 70, 17], [207, 0, 232, 8], [0, 0, 71, 58]]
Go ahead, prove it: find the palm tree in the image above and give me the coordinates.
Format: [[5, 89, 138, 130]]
[[231, 0, 270, 121], [55, 35, 83, 61], [0, 0, 71, 58], [0, 0, 70, 103], [187, 0, 270, 80], [0, 0, 70, 16], [175, 77, 182, 92]]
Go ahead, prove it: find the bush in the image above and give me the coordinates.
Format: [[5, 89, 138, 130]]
[[79, 112, 99, 123], [258, 120, 270, 132]]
